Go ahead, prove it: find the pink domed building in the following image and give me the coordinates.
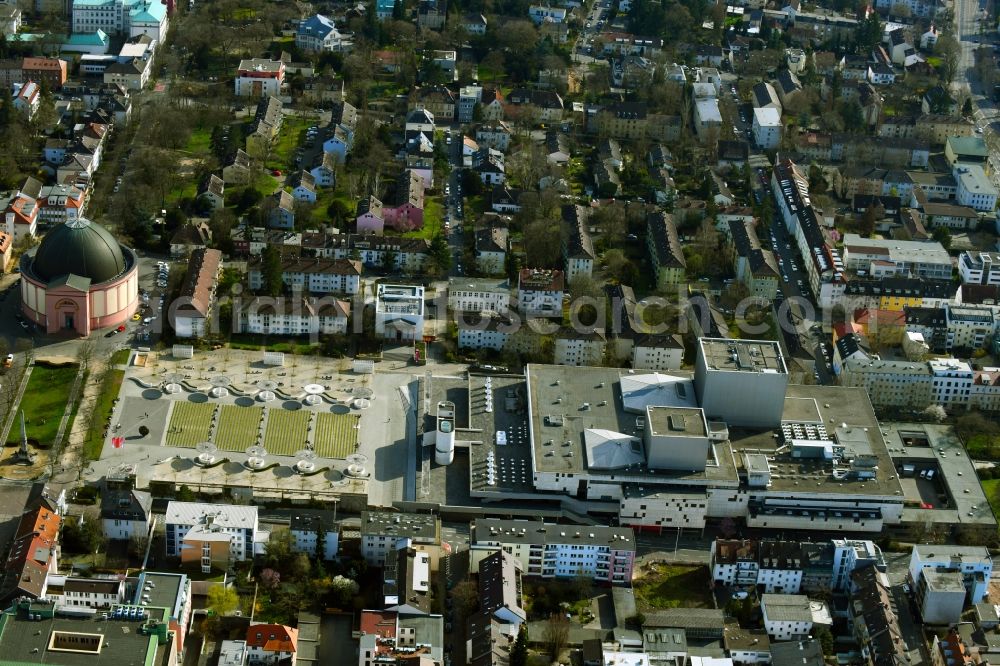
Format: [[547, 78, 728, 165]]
[[20, 217, 139, 336]]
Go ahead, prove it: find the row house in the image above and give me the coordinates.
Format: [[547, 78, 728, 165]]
[[236, 296, 350, 336], [771, 159, 846, 308], [474, 221, 508, 274], [878, 114, 973, 145], [382, 170, 425, 231], [247, 256, 362, 295], [562, 204, 594, 282], [505, 88, 564, 124]]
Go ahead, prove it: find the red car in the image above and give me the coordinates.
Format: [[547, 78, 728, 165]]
[[116, 324, 126, 332], [271, 169, 282, 177]]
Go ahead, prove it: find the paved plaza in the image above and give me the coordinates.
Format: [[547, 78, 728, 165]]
[[89, 348, 419, 507]]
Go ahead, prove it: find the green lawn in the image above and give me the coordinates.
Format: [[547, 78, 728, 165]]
[[403, 196, 444, 240], [185, 126, 213, 155], [634, 564, 713, 610], [10, 365, 80, 446], [215, 405, 263, 452], [165, 402, 216, 447], [262, 409, 311, 455], [981, 478, 1000, 518], [314, 412, 359, 458], [253, 172, 280, 198], [267, 117, 312, 172], [83, 369, 125, 461], [964, 434, 1000, 459]]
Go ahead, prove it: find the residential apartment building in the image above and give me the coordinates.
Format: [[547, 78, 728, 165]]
[[289, 509, 339, 560], [761, 595, 831, 641], [234, 59, 285, 97], [730, 219, 779, 302], [360, 510, 441, 567], [553, 328, 606, 366], [296, 14, 350, 52], [771, 160, 846, 308], [472, 519, 635, 585], [959, 251, 1000, 288], [563, 205, 594, 282], [47, 577, 125, 609], [647, 212, 686, 289], [908, 545, 992, 604], [164, 502, 261, 572], [100, 488, 152, 541], [841, 234, 951, 280], [954, 165, 998, 212], [247, 624, 298, 665], [752, 107, 782, 150], [945, 305, 994, 350], [475, 225, 508, 275], [235, 296, 350, 336], [850, 566, 907, 666], [447, 278, 511, 314], [517, 268, 564, 317], [173, 248, 222, 339], [247, 256, 362, 295]]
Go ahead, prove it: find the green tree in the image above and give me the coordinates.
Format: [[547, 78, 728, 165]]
[[932, 226, 952, 250], [962, 97, 974, 117], [264, 528, 293, 569], [510, 625, 528, 666], [814, 626, 834, 656], [428, 234, 451, 273], [176, 485, 196, 501], [61, 517, 102, 554], [261, 244, 284, 296], [207, 585, 239, 616]]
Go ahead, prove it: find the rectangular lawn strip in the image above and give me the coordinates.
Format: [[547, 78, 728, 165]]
[[82, 369, 125, 461], [262, 409, 311, 456], [185, 126, 213, 155], [981, 478, 1000, 519], [633, 564, 713, 610], [313, 412, 359, 458], [403, 196, 444, 240], [165, 402, 216, 447], [10, 364, 79, 446], [266, 117, 313, 172], [215, 404, 263, 452]]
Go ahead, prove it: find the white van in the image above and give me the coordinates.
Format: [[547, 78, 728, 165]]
[[926, 470, 935, 481]]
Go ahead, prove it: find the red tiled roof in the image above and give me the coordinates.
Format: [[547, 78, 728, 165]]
[[246, 623, 298, 653]]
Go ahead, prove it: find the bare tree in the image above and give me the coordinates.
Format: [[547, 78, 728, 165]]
[[543, 613, 570, 661]]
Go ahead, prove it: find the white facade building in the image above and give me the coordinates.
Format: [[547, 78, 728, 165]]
[[954, 165, 998, 212], [752, 107, 782, 149], [908, 545, 992, 604], [761, 595, 831, 641], [360, 510, 441, 567], [164, 501, 260, 562], [289, 510, 340, 560], [958, 251, 1000, 286], [448, 278, 511, 314], [375, 284, 425, 341], [472, 519, 636, 585]]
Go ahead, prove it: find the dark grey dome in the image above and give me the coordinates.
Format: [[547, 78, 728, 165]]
[[32, 218, 127, 284]]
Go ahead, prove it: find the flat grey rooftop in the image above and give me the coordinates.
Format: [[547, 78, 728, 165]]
[[0, 604, 169, 665], [648, 406, 707, 438], [883, 423, 996, 527], [732, 385, 902, 497], [699, 338, 786, 374]]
